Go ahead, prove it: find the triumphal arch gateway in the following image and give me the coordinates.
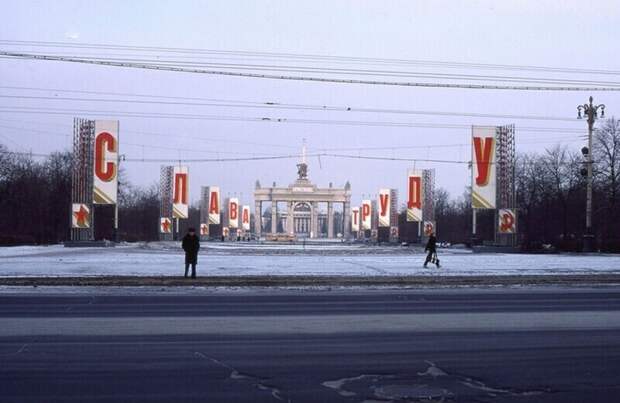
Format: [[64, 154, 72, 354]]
[[254, 156, 351, 239]]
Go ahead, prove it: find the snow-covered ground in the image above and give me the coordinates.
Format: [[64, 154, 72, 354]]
[[1, 242, 620, 277]]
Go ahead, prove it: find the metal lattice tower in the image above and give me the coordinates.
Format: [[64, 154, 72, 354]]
[[200, 186, 209, 226], [422, 169, 435, 222], [496, 125, 516, 210], [70, 118, 94, 241], [159, 166, 173, 241], [389, 189, 399, 227], [495, 124, 517, 246]]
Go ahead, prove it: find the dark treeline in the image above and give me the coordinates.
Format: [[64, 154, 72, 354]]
[[1, 118, 619, 250], [0, 145, 161, 244], [401, 118, 620, 252]]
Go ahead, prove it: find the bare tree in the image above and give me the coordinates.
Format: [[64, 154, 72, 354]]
[[516, 153, 545, 246], [541, 145, 581, 240], [594, 117, 620, 240]]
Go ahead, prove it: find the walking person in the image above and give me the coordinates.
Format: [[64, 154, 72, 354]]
[[423, 232, 440, 268], [182, 227, 200, 278]]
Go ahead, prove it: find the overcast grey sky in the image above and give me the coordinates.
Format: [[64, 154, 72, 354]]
[[1, 0, 619, 208]]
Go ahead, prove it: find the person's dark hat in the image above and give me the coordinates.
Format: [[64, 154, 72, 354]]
[[188, 227, 196, 232]]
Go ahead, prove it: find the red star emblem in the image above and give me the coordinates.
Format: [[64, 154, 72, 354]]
[[73, 205, 89, 227], [161, 219, 171, 233]]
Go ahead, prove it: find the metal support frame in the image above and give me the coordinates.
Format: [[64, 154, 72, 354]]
[[422, 169, 435, 242], [495, 124, 517, 247], [422, 169, 435, 223], [159, 166, 174, 241], [70, 118, 95, 241]]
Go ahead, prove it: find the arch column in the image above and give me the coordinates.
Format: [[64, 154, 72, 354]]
[[271, 201, 277, 234], [254, 201, 262, 238], [327, 202, 334, 238], [311, 202, 318, 238], [343, 200, 351, 239], [287, 201, 294, 234]]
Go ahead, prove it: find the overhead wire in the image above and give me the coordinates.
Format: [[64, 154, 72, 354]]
[[5, 54, 620, 87], [2, 39, 620, 76], [0, 117, 301, 150], [0, 148, 590, 167], [0, 91, 584, 122], [0, 123, 279, 156], [0, 105, 588, 133], [2, 51, 619, 91], [0, 121, 584, 159]]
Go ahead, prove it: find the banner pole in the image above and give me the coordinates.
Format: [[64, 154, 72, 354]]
[[114, 203, 118, 243], [472, 209, 477, 244]]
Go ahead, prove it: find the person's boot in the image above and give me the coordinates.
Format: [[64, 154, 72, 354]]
[[191, 265, 196, 279], [184, 264, 189, 278]]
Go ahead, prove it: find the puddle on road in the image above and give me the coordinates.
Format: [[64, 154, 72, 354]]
[[322, 361, 549, 402]]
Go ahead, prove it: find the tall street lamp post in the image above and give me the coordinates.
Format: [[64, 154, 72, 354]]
[[577, 96, 605, 252]]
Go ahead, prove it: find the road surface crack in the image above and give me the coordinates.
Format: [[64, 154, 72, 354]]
[[194, 351, 289, 402], [0, 343, 29, 357]]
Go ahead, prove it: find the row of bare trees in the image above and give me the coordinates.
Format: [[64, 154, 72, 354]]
[[0, 145, 161, 244], [428, 118, 620, 251], [1, 118, 618, 250]]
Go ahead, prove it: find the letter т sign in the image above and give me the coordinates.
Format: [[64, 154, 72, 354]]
[[351, 207, 360, 232], [93, 120, 119, 204]]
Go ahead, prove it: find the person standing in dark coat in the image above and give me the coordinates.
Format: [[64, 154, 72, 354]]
[[423, 232, 440, 268], [182, 228, 200, 278]]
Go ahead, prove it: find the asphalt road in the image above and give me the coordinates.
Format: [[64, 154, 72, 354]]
[[1, 288, 620, 402]]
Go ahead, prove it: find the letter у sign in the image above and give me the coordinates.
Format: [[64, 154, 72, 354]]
[[93, 120, 119, 204], [472, 126, 497, 209], [378, 189, 390, 228]]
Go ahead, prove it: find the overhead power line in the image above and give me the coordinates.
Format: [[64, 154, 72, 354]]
[[0, 149, 471, 164], [2, 51, 619, 91], [2, 39, 620, 76], [0, 121, 584, 157], [0, 91, 582, 122], [5, 54, 620, 87], [0, 148, 587, 167], [0, 105, 587, 133], [0, 123, 280, 156]]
